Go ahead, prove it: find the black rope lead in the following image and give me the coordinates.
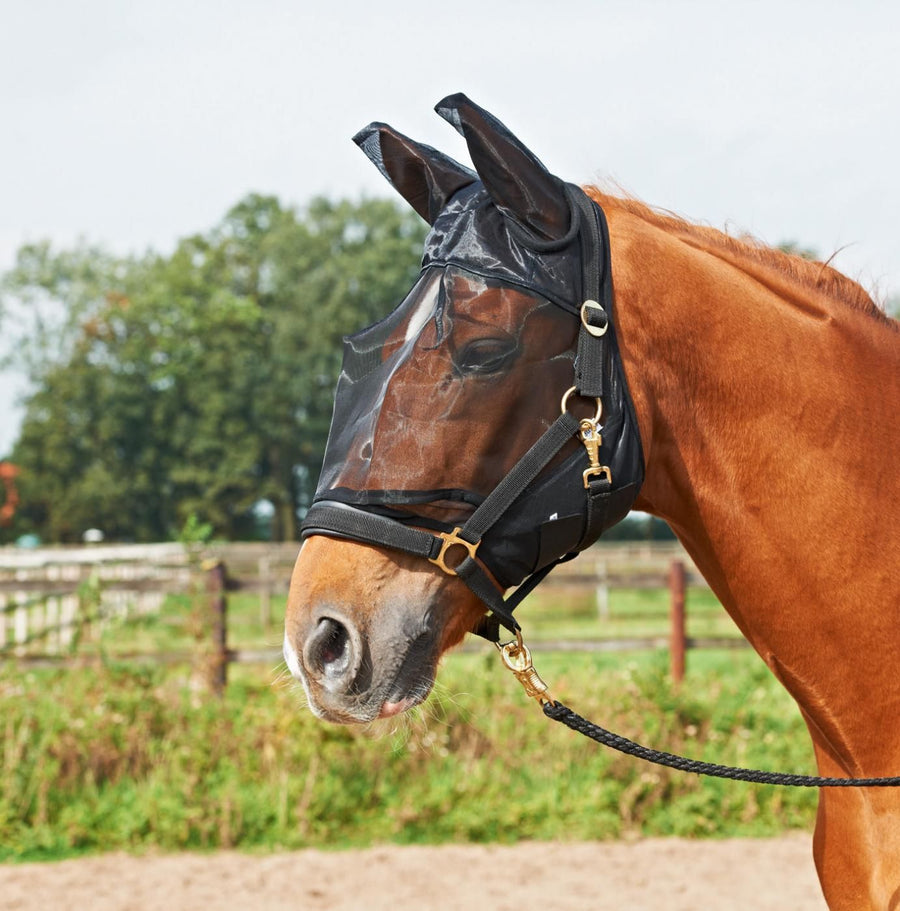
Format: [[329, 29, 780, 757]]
[[543, 700, 900, 788]]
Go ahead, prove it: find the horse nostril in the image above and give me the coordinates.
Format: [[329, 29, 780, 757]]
[[309, 617, 353, 680]]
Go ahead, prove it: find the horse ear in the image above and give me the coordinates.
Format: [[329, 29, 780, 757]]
[[353, 123, 476, 225], [434, 93, 571, 242]]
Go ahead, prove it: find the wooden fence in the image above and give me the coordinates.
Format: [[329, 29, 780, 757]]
[[0, 543, 190, 656], [0, 540, 743, 688], [0, 542, 300, 690]]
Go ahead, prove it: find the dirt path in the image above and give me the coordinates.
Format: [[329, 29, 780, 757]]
[[0, 836, 825, 910]]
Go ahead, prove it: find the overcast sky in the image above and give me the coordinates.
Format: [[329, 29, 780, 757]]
[[2, 0, 898, 454]]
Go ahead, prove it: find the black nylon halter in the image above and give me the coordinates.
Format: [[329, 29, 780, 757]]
[[300, 188, 640, 640]]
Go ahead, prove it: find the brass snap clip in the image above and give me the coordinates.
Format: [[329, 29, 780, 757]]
[[579, 418, 612, 488], [496, 630, 554, 706], [561, 387, 612, 487]]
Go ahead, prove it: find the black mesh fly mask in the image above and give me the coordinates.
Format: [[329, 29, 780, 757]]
[[300, 94, 644, 640]]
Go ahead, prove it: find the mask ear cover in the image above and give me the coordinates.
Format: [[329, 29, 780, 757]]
[[302, 95, 646, 639], [435, 93, 571, 243], [353, 123, 476, 225]]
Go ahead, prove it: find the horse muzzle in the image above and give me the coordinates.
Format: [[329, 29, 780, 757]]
[[284, 613, 433, 724], [283, 537, 483, 723]]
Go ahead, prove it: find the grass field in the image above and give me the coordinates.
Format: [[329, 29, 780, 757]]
[[0, 578, 818, 861]]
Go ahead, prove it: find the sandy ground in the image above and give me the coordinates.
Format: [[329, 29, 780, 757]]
[[0, 836, 826, 910]]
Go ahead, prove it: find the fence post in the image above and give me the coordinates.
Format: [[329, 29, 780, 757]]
[[60, 594, 78, 651], [669, 559, 686, 684], [204, 559, 228, 696], [46, 596, 60, 654], [14, 592, 27, 657]]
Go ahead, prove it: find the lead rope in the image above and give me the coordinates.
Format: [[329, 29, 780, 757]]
[[497, 632, 900, 788]]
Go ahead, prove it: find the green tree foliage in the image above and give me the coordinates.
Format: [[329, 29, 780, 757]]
[[1, 196, 426, 542], [776, 240, 819, 261]]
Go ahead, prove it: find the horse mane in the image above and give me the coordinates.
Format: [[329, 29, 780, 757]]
[[585, 186, 896, 329]]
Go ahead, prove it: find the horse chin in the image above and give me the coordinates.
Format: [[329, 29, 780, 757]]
[[378, 698, 419, 719], [284, 536, 484, 725]]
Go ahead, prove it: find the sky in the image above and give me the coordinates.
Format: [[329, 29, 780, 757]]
[[2, 0, 898, 454]]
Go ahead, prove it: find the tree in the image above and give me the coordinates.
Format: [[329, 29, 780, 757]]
[[0, 195, 426, 542]]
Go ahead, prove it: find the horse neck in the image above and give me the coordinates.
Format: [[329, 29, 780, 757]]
[[607, 208, 900, 658]]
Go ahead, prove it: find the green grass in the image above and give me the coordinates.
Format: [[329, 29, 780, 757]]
[[0, 646, 817, 862], [1, 575, 811, 861]]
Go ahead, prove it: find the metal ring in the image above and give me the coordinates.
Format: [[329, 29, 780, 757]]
[[560, 386, 603, 423], [581, 300, 608, 337], [428, 527, 479, 576]]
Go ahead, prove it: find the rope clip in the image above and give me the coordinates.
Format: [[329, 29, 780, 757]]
[[496, 630, 554, 707]]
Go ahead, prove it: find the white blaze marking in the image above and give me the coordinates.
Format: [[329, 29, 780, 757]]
[[283, 631, 303, 680], [404, 283, 439, 342]]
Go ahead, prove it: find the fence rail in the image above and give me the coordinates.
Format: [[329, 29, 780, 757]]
[[0, 541, 742, 687]]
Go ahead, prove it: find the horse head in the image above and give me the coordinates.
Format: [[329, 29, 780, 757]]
[[284, 94, 643, 723]]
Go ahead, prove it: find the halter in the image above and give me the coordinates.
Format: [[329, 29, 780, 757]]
[[300, 186, 644, 641]]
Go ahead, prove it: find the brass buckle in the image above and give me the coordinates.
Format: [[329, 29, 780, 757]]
[[580, 300, 608, 337], [429, 527, 479, 576]]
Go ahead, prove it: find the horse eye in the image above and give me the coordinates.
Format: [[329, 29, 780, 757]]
[[456, 338, 518, 375]]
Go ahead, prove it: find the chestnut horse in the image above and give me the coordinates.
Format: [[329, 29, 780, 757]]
[[284, 95, 900, 909]]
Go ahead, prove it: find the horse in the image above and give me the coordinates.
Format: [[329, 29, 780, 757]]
[[283, 94, 900, 910]]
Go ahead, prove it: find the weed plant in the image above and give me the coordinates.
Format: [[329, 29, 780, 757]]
[[0, 648, 816, 861]]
